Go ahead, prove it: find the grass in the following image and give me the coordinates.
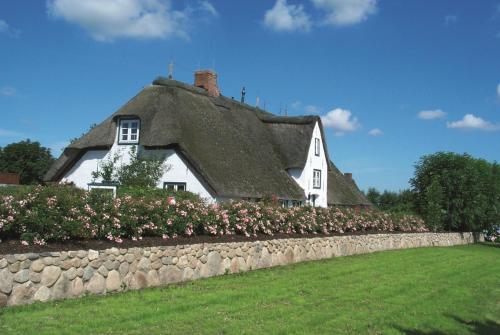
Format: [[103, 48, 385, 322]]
[[1, 244, 499, 335]]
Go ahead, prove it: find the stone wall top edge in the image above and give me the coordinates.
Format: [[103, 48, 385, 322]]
[[0, 232, 476, 259]]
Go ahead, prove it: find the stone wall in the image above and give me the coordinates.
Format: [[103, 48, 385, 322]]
[[0, 232, 482, 307]]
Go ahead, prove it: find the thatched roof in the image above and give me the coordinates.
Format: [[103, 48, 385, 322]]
[[45, 77, 370, 205], [327, 161, 371, 206]]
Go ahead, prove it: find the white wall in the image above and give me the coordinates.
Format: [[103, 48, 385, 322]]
[[61, 124, 215, 202], [287, 122, 328, 207]]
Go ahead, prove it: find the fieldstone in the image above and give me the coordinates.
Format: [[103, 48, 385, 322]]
[[31, 259, 45, 272], [77, 250, 87, 258], [147, 270, 160, 287], [135, 271, 148, 288], [9, 262, 20, 273], [41, 266, 62, 287], [159, 265, 182, 284], [42, 257, 54, 266], [60, 251, 68, 261], [106, 270, 121, 292], [98, 265, 109, 277], [61, 260, 73, 270], [125, 254, 135, 263], [200, 251, 222, 277], [137, 258, 150, 272], [89, 260, 102, 269], [66, 267, 78, 280], [71, 278, 84, 297], [0, 258, 7, 268], [20, 260, 31, 269], [8, 282, 36, 306], [161, 256, 173, 265], [129, 261, 138, 273], [230, 257, 247, 273], [86, 273, 106, 294], [5, 255, 16, 264], [14, 269, 30, 283], [14, 254, 27, 262], [88, 250, 99, 261], [258, 248, 271, 268], [182, 267, 194, 281], [0, 292, 7, 307], [29, 272, 41, 283], [83, 266, 94, 281], [103, 260, 114, 271], [26, 253, 39, 260], [76, 268, 84, 277], [0, 268, 13, 294], [34, 286, 51, 302], [151, 260, 162, 270], [118, 262, 129, 276]]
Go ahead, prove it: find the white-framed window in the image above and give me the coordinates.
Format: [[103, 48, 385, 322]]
[[163, 182, 186, 191], [314, 138, 320, 156], [313, 169, 321, 189], [119, 119, 140, 144], [88, 183, 117, 198]]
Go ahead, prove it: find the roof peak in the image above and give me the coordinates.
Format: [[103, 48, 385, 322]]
[[152, 76, 319, 125]]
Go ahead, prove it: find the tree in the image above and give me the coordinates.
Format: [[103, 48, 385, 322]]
[[92, 146, 169, 188], [423, 176, 445, 232], [411, 152, 499, 232], [0, 140, 54, 184], [366, 188, 380, 207]]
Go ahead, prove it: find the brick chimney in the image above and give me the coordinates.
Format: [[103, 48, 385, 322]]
[[344, 173, 353, 180], [194, 70, 220, 97]]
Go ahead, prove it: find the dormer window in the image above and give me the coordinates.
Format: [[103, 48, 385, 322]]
[[119, 119, 140, 144], [314, 138, 320, 156]]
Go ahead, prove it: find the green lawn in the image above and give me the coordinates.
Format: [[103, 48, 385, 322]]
[[1, 244, 499, 335]]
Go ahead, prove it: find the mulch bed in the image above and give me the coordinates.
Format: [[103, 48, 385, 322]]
[[0, 231, 419, 255]]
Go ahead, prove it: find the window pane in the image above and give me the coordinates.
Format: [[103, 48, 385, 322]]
[[122, 128, 128, 134], [167, 185, 174, 190], [177, 184, 185, 191], [122, 122, 129, 128], [131, 128, 137, 134], [131, 135, 137, 140], [122, 135, 127, 140], [131, 122, 138, 128]]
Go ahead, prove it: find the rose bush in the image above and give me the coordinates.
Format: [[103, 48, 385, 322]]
[[0, 185, 428, 245]]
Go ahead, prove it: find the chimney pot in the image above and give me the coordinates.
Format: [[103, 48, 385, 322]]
[[344, 173, 352, 180], [194, 70, 220, 97]]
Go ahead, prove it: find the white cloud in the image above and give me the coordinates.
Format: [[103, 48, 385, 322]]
[[0, 19, 20, 37], [447, 114, 500, 131], [0, 129, 24, 137], [264, 0, 312, 32], [418, 109, 447, 120], [497, 83, 500, 97], [444, 15, 458, 26], [0, 87, 16, 97], [198, 0, 218, 17], [321, 108, 360, 135], [47, 0, 217, 41], [311, 0, 377, 26], [368, 128, 383, 136], [305, 105, 320, 114]]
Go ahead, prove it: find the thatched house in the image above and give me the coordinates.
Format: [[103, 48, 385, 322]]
[[45, 70, 370, 208]]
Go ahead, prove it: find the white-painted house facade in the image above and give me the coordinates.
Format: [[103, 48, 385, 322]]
[[46, 71, 369, 208]]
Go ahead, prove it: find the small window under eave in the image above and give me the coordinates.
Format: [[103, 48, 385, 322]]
[[118, 119, 140, 144]]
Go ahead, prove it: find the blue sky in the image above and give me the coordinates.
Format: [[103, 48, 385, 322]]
[[1, 0, 499, 192]]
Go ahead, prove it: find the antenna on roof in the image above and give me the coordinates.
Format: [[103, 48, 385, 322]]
[[279, 102, 282, 116], [240, 87, 246, 104], [256, 96, 260, 108], [284, 104, 288, 116], [168, 60, 174, 79]]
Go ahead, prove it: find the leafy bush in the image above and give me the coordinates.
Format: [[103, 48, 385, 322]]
[[411, 152, 500, 232], [0, 185, 428, 245]]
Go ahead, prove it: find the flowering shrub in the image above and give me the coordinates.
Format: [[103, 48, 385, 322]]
[[0, 185, 428, 245], [484, 226, 500, 243]]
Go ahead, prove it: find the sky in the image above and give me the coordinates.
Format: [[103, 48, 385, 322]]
[[1, 0, 499, 192]]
